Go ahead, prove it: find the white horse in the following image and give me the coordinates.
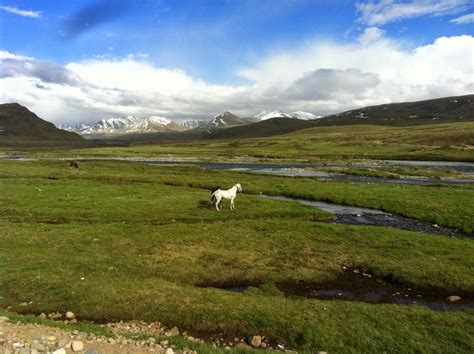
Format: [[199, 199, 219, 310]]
[[210, 183, 242, 211]]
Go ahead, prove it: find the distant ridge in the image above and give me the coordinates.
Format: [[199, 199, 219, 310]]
[[0, 103, 92, 148], [200, 111, 260, 130], [314, 94, 474, 127]]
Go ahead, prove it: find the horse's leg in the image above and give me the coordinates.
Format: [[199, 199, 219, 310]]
[[230, 197, 235, 210], [215, 196, 221, 211]]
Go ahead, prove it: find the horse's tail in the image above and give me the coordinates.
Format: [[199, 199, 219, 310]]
[[209, 191, 216, 204], [209, 188, 221, 205]]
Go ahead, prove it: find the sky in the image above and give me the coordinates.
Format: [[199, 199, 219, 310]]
[[0, 0, 473, 124]]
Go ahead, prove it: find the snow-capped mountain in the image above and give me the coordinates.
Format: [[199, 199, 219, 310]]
[[290, 111, 320, 120], [61, 115, 186, 135], [181, 120, 206, 129], [200, 111, 259, 130], [255, 111, 320, 120], [59, 109, 321, 136], [255, 111, 293, 120]]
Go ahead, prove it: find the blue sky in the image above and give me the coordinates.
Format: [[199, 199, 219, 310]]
[[1, 0, 473, 123]]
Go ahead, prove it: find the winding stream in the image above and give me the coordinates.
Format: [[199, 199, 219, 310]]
[[260, 195, 472, 239]]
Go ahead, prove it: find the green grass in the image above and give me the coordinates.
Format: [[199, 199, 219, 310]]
[[1, 160, 473, 232], [1, 160, 473, 352], [319, 166, 465, 179], [31, 121, 474, 162]]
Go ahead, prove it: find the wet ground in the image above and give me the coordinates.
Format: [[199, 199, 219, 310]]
[[252, 168, 474, 185], [199, 270, 474, 312], [260, 195, 473, 239], [145, 160, 474, 185], [3, 156, 473, 184]]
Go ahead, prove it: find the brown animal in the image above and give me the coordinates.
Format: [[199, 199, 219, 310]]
[[69, 160, 79, 169]]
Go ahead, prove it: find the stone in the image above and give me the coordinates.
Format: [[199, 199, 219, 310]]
[[48, 335, 57, 342], [160, 340, 169, 346], [0, 316, 9, 323], [31, 343, 47, 352], [48, 312, 62, 319], [235, 343, 252, 349], [169, 326, 179, 336], [39, 313, 47, 319], [85, 349, 101, 354], [65, 311, 76, 320], [57, 339, 68, 348], [71, 340, 84, 352], [52, 349, 67, 354], [248, 335, 262, 347], [165, 349, 174, 354], [447, 295, 461, 302]]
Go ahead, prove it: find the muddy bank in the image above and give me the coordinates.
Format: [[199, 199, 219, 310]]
[[198, 270, 474, 312], [260, 195, 472, 239]]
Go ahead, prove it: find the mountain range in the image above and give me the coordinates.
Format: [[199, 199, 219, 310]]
[[60, 110, 320, 137], [1, 95, 472, 147]]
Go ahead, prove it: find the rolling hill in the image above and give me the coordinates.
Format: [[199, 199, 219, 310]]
[[315, 94, 474, 127], [0, 103, 92, 148]]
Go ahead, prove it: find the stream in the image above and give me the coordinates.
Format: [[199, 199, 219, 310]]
[[259, 195, 472, 239]]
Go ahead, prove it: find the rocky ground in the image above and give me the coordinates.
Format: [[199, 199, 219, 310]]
[[0, 315, 195, 353], [0, 313, 301, 354]]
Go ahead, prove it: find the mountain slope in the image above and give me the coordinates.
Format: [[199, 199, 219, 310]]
[[207, 117, 314, 139], [315, 94, 474, 127], [200, 111, 260, 130], [0, 103, 91, 147]]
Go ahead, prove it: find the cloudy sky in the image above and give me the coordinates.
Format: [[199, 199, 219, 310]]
[[1, 0, 473, 124]]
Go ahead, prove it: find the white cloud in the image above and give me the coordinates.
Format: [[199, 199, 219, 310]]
[[1, 35, 473, 125], [0, 5, 41, 18], [357, 27, 386, 44], [451, 12, 474, 23], [238, 34, 473, 111], [356, 0, 469, 26]]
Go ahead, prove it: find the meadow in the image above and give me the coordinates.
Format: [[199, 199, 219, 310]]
[[32, 122, 474, 162], [1, 159, 473, 352]]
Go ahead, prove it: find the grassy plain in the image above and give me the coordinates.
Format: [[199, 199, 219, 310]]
[[1, 160, 473, 352], [31, 121, 474, 162]]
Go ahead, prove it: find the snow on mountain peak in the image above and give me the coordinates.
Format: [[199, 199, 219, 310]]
[[62, 115, 176, 135], [290, 111, 318, 120], [255, 111, 292, 120], [255, 110, 319, 120]]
